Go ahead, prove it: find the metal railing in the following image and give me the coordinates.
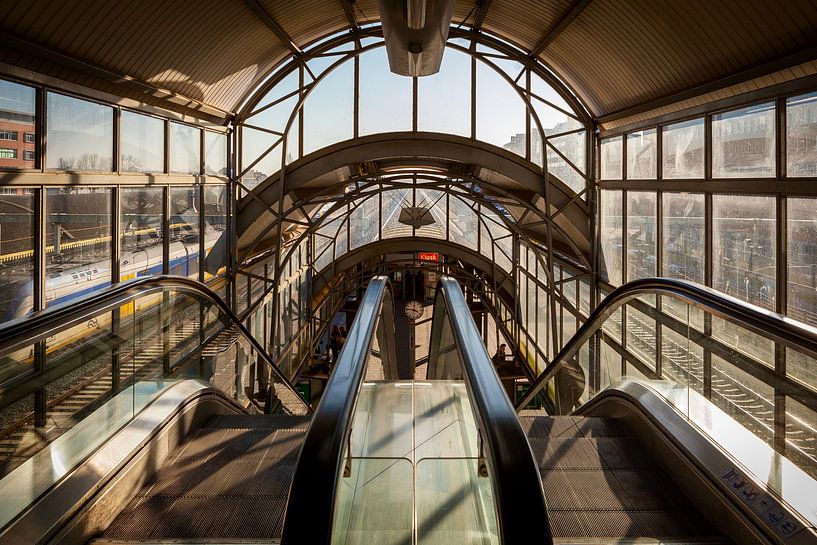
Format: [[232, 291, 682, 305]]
[[281, 276, 395, 545], [430, 277, 553, 545], [515, 276, 817, 411], [0, 275, 311, 415]]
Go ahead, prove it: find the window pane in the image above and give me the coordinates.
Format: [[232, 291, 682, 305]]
[[477, 60, 525, 156], [788, 197, 817, 326], [787, 92, 817, 177], [626, 191, 656, 281], [418, 47, 471, 137], [350, 194, 379, 250], [121, 187, 163, 280], [448, 196, 477, 250], [601, 136, 622, 180], [46, 187, 112, 306], [170, 122, 201, 174], [662, 192, 705, 328], [46, 93, 113, 172], [120, 111, 164, 173], [626, 129, 656, 179], [0, 188, 35, 321], [712, 102, 775, 178], [205, 131, 227, 176], [712, 194, 775, 310], [662, 192, 704, 283], [242, 127, 281, 190], [662, 118, 704, 179], [0, 79, 36, 169], [169, 187, 200, 278], [547, 132, 586, 195], [415, 188, 446, 239], [304, 59, 353, 155], [204, 185, 226, 279], [359, 47, 412, 135], [600, 190, 623, 285]]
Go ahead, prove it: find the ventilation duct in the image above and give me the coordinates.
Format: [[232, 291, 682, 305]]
[[378, 0, 455, 77]]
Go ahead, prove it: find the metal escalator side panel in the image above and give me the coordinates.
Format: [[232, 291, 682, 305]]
[[436, 277, 554, 545], [577, 379, 817, 545], [0, 379, 244, 545], [281, 276, 393, 545]]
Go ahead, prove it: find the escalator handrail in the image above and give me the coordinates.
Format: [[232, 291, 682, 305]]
[[280, 276, 391, 545], [0, 274, 312, 414], [436, 277, 554, 545], [515, 276, 817, 411]]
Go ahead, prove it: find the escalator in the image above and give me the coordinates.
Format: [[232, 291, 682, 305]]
[[512, 277, 817, 545], [1, 274, 816, 545]]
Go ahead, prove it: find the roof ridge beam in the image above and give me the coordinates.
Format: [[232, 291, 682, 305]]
[[529, 0, 592, 58], [242, 0, 302, 55]]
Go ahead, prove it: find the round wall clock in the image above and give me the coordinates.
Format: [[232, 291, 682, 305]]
[[404, 300, 424, 320]]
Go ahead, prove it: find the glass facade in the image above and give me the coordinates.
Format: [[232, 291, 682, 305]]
[[47, 93, 113, 172], [170, 122, 201, 175], [0, 80, 36, 170], [712, 102, 775, 178], [120, 111, 164, 173]]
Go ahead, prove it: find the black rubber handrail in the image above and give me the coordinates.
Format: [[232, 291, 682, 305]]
[[0, 275, 312, 414], [432, 277, 553, 545], [280, 276, 392, 545], [515, 276, 817, 411]]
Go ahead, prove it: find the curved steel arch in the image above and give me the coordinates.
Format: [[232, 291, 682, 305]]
[[235, 133, 590, 259], [310, 237, 516, 297], [236, 26, 592, 125]]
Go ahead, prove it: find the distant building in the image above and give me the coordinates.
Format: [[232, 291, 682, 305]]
[[0, 109, 36, 170]]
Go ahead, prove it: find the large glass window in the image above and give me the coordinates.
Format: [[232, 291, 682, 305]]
[[600, 136, 622, 180], [712, 102, 775, 178], [448, 195, 478, 250], [46, 93, 113, 172], [46, 187, 113, 306], [626, 192, 657, 281], [662, 118, 704, 178], [120, 187, 164, 280], [0, 80, 36, 170], [786, 92, 817, 177], [476, 61, 526, 156], [547, 132, 586, 195], [788, 197, 817, 326], [0, 188, 36, 321], [418, 47, 471, 137], [349, 194, 379, 250], [303, 60, 353, 155], [712, 194, 776, 310], [662, 192, 705, 328], [359, 47, 412, 135], [626, 129, 657, 179], [120, 111, 164, 173], [204, 184, 226, 278], [205, 131, 228, 176], [169, 187, 200, 278], [170, 122, 201, 174], [600, 190, 623, 285]]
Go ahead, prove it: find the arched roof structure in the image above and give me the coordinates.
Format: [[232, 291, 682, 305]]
[[3, 0, 815, 128]]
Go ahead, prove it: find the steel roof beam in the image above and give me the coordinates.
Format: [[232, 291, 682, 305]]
[[529, 0, 592, 58], [242, 0, 302, 55], [471, 0, 492, 31], [339, 0, 359, 30]]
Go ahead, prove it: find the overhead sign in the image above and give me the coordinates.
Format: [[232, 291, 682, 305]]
[[418, 252, 439, 262]]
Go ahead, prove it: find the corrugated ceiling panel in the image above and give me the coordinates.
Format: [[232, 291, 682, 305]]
[[602, 60, 817, 131], [1, 0, 816, 122], [481, 0, 570, 52], [545, 0, 817, 117], [261, 0, 348, 49]]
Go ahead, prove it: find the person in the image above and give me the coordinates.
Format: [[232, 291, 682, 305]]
[[339, 326, 347, 352], [492, 344, 508, 368], [329, 326, 341, 364]]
